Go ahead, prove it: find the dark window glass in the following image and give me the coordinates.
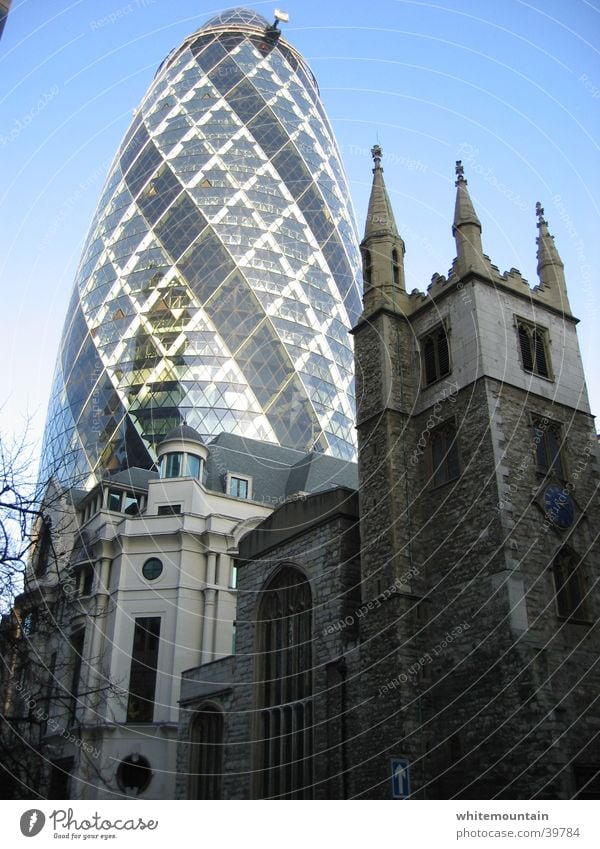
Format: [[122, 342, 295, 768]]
[[363, 249, 372, 286], [137, 165, 181, 226], [209, 57, 245, 95], [227, 79, 265, 123], [163, 452, 183, 478], [573, 765, 600, 799], [142, 558, 163, 580], [155, 194, 207, 261], [189, 707, 224, 799], [553, 550, 588, 621], [248, 109, 288, 158], [238, 322, 294, 407], [48, 758, 74, 800], [119, 119, 149, 175], [81, 566, 94, 596], [178, 229, 235, 304], [127, 617, 161, 722], [157, 504, 181, 515], [36, 517, 52, 576], [69, 629, 85, 725], [108, 490, 122, 512], [193, 39, 227, 73], [124, 141, 162, 198], [117, 754, 153, 795]]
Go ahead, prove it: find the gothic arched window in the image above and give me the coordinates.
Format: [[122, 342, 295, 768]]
[[189, 704, 224, 799], [255, 567, 313, 798], [552, 549, 589, 621]]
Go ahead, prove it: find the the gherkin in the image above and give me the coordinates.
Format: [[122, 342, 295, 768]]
[[40, 7, 362, 488]]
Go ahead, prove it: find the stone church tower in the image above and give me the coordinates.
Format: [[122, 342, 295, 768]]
[[351, 147, 600, 798]]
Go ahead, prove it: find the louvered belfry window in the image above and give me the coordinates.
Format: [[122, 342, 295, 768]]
[[255, 567, 313, 799], [421, 324, 451, 385], [518, 320, 551, 378]]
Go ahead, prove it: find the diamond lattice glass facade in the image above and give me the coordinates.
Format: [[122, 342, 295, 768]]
[[40, 7, 362, 488]]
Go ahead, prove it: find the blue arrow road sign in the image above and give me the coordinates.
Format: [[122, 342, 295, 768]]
[[391, 757, 410, 798]]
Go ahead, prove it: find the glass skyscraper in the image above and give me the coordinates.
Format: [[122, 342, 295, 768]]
[[40, 7, 362, 488]]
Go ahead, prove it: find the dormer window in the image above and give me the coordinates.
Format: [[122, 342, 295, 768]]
[[227, 474, 251, 499]]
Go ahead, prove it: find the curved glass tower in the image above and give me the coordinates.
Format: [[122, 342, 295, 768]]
[[40, 7, 362, 488]]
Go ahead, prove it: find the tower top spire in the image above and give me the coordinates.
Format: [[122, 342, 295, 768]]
[[452, 160, 486, 278], [363, 144, 399, 240], [453, 160, 481, 231], [535, 200, 570, 311]]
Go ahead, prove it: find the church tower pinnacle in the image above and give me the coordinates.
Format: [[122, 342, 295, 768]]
[[360, 144, 407, 315], [535, 201, 571, 313], [452, 159, 487, 279]]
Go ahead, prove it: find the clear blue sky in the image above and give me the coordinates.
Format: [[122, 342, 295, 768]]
[[1, 0, 599, 461]]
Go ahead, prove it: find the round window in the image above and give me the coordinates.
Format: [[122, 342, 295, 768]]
[[116, 754, 152, 795], [142, 557, 163, 580]]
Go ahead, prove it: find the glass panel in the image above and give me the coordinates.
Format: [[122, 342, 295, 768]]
[[127, 617, 161, 722], [163, 452, 183, 478], [187, 453, 201, 478]]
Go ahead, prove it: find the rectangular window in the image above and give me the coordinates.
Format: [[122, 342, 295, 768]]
[[157, 504, 181, 515], [229, 475, 250, 499], [420, 324, 451, 386], [127, 617, 161, 723], [69, 629, 85, 725], [107, 490, 122, 512], [48, 757, 74, 800], [428, 421, 460, 487], [123, 492, 142, 515], [533, 418, 565, 479], [517, 319, 552, 378], [163, 452, 183, 478], [80, 566, 94, 597], [186, 454, 201, 478]]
